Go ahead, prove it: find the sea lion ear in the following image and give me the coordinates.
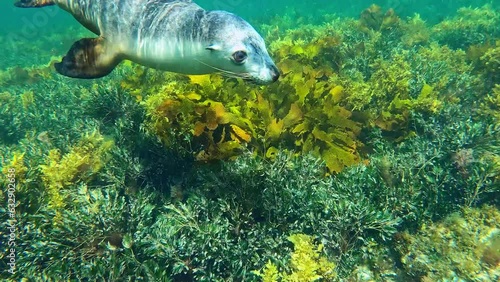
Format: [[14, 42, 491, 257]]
[[205, 44, 221, 51]]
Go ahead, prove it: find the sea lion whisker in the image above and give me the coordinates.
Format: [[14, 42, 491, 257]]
[[224, 72, 253, 81], [219, 71, 250, 79], [194, 59, 233, 73], [223, 71, 253, 80], [194, 59, 248, 78]]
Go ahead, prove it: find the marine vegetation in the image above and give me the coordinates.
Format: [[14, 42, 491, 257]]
[[120, 4, 496, 173], [395, 205, 500, 281], [253, 234, 337, 281], [432, 5, 500, 49], [1, 2, 500, 282], [39, 131, 114, 223]]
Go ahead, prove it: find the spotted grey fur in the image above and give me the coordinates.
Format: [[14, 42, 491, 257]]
[[15, 0, 280, 84]]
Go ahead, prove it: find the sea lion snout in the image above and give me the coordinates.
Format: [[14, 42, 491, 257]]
[[270, 65, 280, 82], [200, 11, 280, 84]]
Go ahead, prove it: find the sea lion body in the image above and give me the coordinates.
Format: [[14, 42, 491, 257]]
[[15, 0, 279, 84]]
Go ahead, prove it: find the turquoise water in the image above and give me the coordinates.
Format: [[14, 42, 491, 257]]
[[1, 0, 499, 281], [0, 0, 499, 67], [1, 0, 496, 67]]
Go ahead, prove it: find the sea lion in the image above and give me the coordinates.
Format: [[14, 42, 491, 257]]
[[14, 0, 280, 84]]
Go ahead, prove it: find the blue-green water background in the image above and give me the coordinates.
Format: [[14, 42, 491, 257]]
[[0, 0, 497, 69]]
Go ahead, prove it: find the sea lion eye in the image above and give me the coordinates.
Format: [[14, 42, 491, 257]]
[[232, 51, 247, 64]]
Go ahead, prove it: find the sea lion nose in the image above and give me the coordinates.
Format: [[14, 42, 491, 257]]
[[271, 71, 280, 82], [270, 65, 280, 82]]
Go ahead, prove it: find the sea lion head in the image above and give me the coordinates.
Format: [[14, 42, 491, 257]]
[[202, 11, 279, 85]]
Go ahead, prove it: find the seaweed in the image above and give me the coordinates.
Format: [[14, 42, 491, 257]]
[[432, 5, 500, 50], [396, 205, 500, 281], [253, 234, 337, 281], [39, 131, 114, 222]]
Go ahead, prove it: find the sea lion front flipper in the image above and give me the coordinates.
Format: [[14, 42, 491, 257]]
[[55, 37, 121, 79]]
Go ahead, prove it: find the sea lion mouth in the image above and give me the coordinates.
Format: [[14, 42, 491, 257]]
[[194, 59, 277, 84], [224, 73, 278, 85], [249, 77, 273, 85], [221, 73, 275, 85]]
